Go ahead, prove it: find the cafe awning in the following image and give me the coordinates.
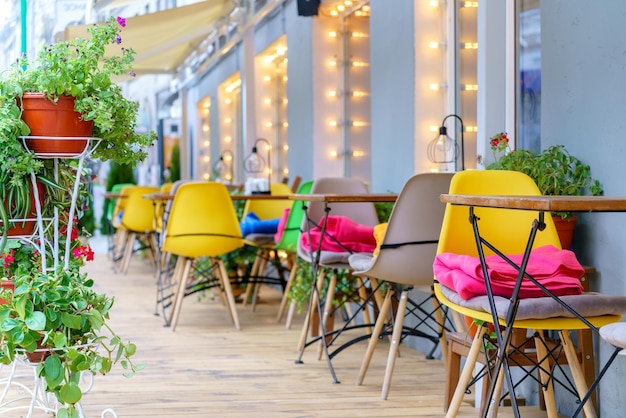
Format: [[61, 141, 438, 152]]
[[64, 0, 233, 75]]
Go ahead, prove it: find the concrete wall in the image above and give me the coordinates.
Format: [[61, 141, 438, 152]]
[[369, 0, 416, 194], [542, 1, 626, 415]]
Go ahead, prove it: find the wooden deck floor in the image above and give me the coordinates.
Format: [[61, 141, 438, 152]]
[[20, 247, 553, 417]]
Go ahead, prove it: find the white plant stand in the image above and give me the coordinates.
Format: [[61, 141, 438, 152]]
[[0, 137, 119, 417]]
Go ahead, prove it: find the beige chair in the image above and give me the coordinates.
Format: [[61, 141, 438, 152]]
[[348, 172, 454, 400], [295, 177, 382, 381]]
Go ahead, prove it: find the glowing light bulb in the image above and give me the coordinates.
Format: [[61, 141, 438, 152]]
[[203, 140, 210, 147]]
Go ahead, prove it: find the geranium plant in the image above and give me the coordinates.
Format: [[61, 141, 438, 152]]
[[486, 132, 603, 218], [0, 220, 142, 417], [0, 16, 155, 246]]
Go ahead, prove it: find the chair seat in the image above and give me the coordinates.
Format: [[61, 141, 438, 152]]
[[599, 322, 626, 353], [348, 252, 376, 272], [243, 233, 275, 245], [438, 284, 626, 320]]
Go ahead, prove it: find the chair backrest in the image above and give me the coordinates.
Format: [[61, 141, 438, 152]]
[[107, 182, 135, 222], [304, 177, 380, 228], [359, 173, 454, 286], [162, 181, 244, 258], [241, 182, 293, 220], [274, 180, 314, 253], [120, 186, 160, 232], [160, 182, 174, 194], [437, 170, 561, 259]]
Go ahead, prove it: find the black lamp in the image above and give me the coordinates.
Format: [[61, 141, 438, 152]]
[[244, 138, 271, 194], [427, 114, 465, 171], [214, 149, 234, 184]]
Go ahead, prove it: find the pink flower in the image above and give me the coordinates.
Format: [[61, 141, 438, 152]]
[[117, 16, 126, 27]]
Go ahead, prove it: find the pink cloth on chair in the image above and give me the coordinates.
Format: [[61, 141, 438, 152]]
[[433, 245, 584, 300], [300, 215, 376, 253]]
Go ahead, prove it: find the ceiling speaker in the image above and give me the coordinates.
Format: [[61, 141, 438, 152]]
[[297, 0, 320, 16]]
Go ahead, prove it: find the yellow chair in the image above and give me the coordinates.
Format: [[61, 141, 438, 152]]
[[240, 182, 294, 309], [162, 181, 244, 331], [435, 170, 626, 417], [114, 185, 160, 274], [153, 182, 174, 236], [348, 172, 454, 400]]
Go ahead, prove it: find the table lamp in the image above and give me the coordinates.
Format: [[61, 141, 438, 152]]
[[244, 138, 271, 194], [427, 114, 465, 171]]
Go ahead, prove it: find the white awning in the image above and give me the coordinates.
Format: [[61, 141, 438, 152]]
[[64, 0, 233, 75]]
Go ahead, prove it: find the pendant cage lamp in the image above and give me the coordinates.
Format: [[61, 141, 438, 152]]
[[244, 138, 271, 194], [214, 149, 234, 184], [427, 114, 465, 171]]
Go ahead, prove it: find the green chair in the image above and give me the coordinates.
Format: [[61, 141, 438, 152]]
[[274, 180, 313, 327]]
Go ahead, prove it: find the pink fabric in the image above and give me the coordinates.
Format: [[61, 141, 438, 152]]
[[274, 208, 290, 243], [433, 245, 584, 300], [300, 215, 376, 253]]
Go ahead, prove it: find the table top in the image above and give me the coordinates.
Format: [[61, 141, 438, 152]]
[[289, 193, 398, 203], [142, 192, 292, 201], [440, 194, 626, 213]]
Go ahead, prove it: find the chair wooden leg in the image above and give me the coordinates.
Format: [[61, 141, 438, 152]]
[[534, 331, 558, 418], [120, 232, 137, 274], [357, 289, 393, 386], [381, 289, 409, 400], [317, 272, 338, 360], [218, 259, 241, 330], [432, 295, 449, 367], [560, 330, 597, 418], [446, 325, 487, 418], [169, 257, 192, 331], [243, 249, 263, 307], [357, 277, 373, 335], [297, 268, 324, 352], [285, 301, 297, 330], [250, 253, 269, 311], [485, 364, 505, 418], [277, 255, 297, 323]]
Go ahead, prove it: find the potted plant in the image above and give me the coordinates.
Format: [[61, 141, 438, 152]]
[[486, 132, 603, 248], [0, 222, 142, 417], [3, 15, 155, 162], [0, 15, 147, 416], [0, 16, 155, 247]]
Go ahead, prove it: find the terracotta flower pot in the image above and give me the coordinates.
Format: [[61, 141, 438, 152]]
[[2, 180, 46, 237], [0, 280, 15, 305], [552, 215, 577, 250], [20, 93, 93, 156]]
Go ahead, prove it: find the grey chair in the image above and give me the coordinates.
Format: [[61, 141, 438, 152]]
[[348, 172, 454, 400], [295, 177, 382, 382]]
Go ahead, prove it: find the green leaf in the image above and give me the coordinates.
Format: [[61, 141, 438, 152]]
[[124, 342, 137, 357], [59, 382, 82, 405], [24, 311, 46, 331], [43, 355, 63, 388], [61, 313, 82, 329]]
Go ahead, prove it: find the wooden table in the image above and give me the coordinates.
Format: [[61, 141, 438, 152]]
[[143, 192, 293, 201], [441, 194, 626, 213], [440, 193, 626, 417], [290, 193, 398, 203]]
